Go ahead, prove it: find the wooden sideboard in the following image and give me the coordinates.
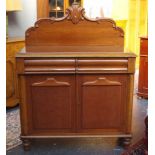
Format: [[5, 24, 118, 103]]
[[6, 37, 25, 107], [137, 37, 148, 98], [16, 3, 136, 150]]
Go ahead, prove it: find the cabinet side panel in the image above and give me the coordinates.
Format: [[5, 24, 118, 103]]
[[138, 57, 148, 97], [138, 37, 148, 98]]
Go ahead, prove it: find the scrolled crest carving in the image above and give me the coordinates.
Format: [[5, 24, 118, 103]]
[[66, 2, 85, 24], [25, 2, 124, 39]]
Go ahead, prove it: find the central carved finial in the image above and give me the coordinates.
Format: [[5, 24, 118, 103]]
[[66, 2, 85, 24], [72, 1, 79, 6]]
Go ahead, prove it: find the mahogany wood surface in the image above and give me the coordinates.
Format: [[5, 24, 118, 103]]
[[137, 37, 148, 98], [26, 3, 124, 53], [6, 37, 25, 107], [77, 75, 127, 132], [16, 3, 136, 150], [37, 0, 49, 19], [26, 75, 76, 133]]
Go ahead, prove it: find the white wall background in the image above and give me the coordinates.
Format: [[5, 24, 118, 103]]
[[84, 0, 113, 18], [83, 0, 128, 19], [8, 0, 37, 37], [8, 0, 128, 37]]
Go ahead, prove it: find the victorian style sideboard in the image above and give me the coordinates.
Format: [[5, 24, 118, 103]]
[[16, 3, 136, 150]]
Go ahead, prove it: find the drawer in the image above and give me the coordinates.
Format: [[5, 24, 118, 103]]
[[22, 58, 76, 74], [16, 57, 135, 74], [77, 58, 129, 73], [140, 38, 148, 55]]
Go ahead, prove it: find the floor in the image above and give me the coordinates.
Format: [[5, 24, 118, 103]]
[[6, 95, 148, 155]]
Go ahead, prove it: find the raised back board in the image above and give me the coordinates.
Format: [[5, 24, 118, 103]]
[[25, 3, 124, 53]]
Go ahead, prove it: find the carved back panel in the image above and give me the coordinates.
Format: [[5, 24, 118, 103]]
[[26, 3, 124, 52]]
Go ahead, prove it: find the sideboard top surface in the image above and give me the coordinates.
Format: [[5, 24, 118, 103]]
[[16, 48, 136, 58]]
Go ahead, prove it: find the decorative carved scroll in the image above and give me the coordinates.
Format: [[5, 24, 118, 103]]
[[83, 77, 121, 86], [26, 2, 124, 35], [66, 2, 85, 24], [32, 78, 70, 87]]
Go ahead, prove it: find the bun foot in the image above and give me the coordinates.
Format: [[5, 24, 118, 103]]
[[123, 137, 132, 149], [22, 139, 31, 151]]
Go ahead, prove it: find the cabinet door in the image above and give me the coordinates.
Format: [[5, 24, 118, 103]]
[[24, 75, 76, 134], [77, 75, 129, 134]]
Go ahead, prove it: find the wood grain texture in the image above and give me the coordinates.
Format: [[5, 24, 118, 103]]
[[17, 56, 135, 137], [82, 77, 122, 86], [17, 50, 136, 58], [19, 76, 29, 135], [137, 37, 148, 98], [37, 0, 49, 19], [15, 3, 136, 149], [126, 74, 134, 133], [32, 78, 70, 86], [77, 75, 128, 133], [26, 75, 76, 133], [77, 58, 129, 73], [26, 3, 124, 53], [23, 58, 76, 74], [16, 57, 135, 75], [6, 38, 25, 107]]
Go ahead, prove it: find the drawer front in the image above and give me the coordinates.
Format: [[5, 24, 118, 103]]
[[16, 57, 135, 74], [77, 58, 129, 73], [140, 38, 148, 55], [24, 58, 76, 74]]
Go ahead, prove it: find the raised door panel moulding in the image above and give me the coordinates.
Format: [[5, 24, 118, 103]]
[[82, 77, 122, 86], [32, 78, 70, 87]]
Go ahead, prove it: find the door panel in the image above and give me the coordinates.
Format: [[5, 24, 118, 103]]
[[77, 75, 128, 133], [23, 74, 129, 134], [26, 75, 76, 134]]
